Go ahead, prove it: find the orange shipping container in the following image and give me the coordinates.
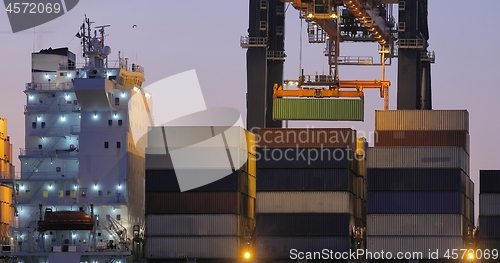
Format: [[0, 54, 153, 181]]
[[374, 130, 469, 154]]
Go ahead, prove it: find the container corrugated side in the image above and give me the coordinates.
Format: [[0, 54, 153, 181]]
[[367, 236, 464, 259], [145, 214, 253, 236], [367, 147, 469, 175], [257, 147, 355, 170], [257, 236, 351, 259], [145, 192, 255, 218], [480, 170, 500, 193], [478, 216, 500, 238], [479, 239, 500, 250], [256, 213, 353, 236], [145, 169, 256, 197], [147, 126, 256, 155], [367, 192, 465, 214], [145, 147, 252, 170], [256, 128, 356, 148], [273, 98, 364, 121], [145, 236, 241, 259], [374, 131, 470, 154], [367, 168, 467, 193], [375, 110, 469, 131], [256, 169, 354, 192], [256, 192, 353, 213], [367, 214, 466, 236], [480, 194, 500, 215]]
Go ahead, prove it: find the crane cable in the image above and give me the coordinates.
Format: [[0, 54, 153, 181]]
[[299, 17, 303, 76]]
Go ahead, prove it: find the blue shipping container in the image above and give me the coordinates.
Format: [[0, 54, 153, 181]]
[[478, 216, 500, 238], [367, 192, 465, 214], [367, 168, 467, 193], [257, 169, 354, 192], [480, 170, 500, 193], [145, 169, 255, 197]]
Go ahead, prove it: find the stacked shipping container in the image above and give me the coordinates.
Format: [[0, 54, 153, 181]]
[[367, 110, 474, 259], [144, 126, 256, 261], [479, 170, 500, 249], [255, 128, 366, 260]]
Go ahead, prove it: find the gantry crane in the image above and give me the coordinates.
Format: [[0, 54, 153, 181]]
[[242, 0, 434, 128]]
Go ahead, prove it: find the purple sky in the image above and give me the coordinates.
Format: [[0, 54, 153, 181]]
[[1, 1, 499, 221]]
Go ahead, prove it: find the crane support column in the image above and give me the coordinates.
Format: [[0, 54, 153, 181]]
[[245, 0, 268, 130], [265, 0, 285, 128], [397, 0, 433, 110]]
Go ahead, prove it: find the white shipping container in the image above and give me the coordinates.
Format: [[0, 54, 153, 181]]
[[367, 214, 465, 236], [367, 147, 469, 175], [480, 194, 500, 215], [375, 110, 469, 131], [146, 214, 251, 236], [145, 236, 243, 259], [256, 192, 353, 213], [367, 236, 464, 259]]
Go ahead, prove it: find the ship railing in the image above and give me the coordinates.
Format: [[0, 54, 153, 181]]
[[19, 148, 75, 158], [17, 171, 78, 180], [0, 171, 15, 180], [28, 127, 64, 137], [19, 148, 46, 156], [24, 104, 81, 113], [26, 82, 74, 91], [70, 125, 80, 134]]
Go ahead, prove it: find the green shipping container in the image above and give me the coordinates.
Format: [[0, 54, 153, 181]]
[[273, 98, 364, 121]]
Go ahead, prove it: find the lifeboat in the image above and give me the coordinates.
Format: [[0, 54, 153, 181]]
[[38, 209, 95, 231]]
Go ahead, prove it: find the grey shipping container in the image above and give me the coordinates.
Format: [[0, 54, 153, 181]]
[[145, 214, 253, 237], [480, 170, 500, 193], [366, 168, 468, 194], [374, 130, 470, 154], [480, 194, 500, 215], [367, 236, 465, 259], [146, 192, 255, 218], [256, 128, 356, 148], [256, 213, 354, 236], [145, 169, 256, 198], [367, 192, 465, 214], [257, 236, 351, 259], [256, 192, 354, 213], [367, 214, 468, 236], [367, 147, 469, 175], [145, 236, 246, 259], [478, 216, 500, 238], [257, 147, 356, 170], [256, 169, 356, 193], [375, 110, 469, 131]]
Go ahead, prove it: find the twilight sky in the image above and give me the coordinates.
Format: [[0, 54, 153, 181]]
[[1, 1, 499, 221]]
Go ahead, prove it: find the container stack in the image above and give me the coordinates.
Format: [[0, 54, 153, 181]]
[[144, 126, 256, 262], [479, 170, 500, 249], [367, 110, 474, 259], [254, 128, 367, 260]]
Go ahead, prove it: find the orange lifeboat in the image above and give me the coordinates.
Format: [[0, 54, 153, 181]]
[[38, 209, 95, 232]]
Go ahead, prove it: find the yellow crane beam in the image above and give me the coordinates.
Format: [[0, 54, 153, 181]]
[[274, 80, 390, 99]]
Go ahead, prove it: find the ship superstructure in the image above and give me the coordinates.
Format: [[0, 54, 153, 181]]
[[4, 16, 151, 263]]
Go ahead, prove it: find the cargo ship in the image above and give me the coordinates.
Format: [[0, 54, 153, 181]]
[[1, 16, 151, 263]]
